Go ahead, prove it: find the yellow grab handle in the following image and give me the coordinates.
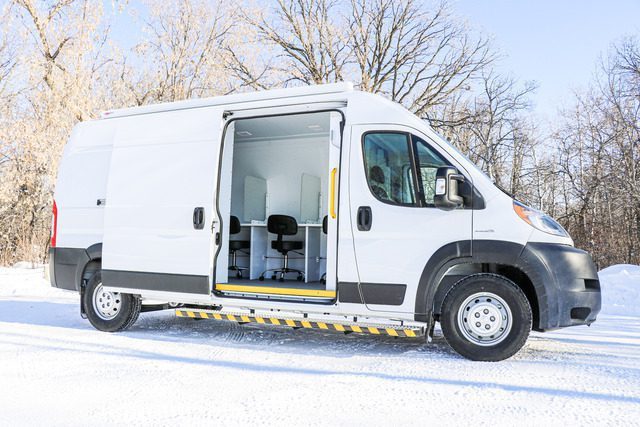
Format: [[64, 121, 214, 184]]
[[330, 167, 338, 219]]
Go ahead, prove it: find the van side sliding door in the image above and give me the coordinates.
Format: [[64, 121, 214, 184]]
[[102, 107, 224, 295]]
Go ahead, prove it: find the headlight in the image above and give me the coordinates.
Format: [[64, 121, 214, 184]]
[[513, 200, 568, 237]]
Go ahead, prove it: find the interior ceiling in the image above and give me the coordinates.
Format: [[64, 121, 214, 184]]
[[234, 112, 330, 142]]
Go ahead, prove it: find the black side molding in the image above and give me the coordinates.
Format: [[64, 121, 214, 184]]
[[338, 282, 362, 303], [338, 282, 407, 306], [361, 283, 406, 305], [102, 270, 210, 295]]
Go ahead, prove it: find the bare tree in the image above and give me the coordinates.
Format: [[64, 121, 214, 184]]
[[0, 9, 17, 102], [13, 0, 77, 90], [124, 0, 237, 104], [550, 38, 640, 267], [243, 0, 349, 85], [0, 0, 121, 264], [246, 0, 493, 114], [601, 37, 640, 264], [444, 73, 537, 193], [351, 0, 493, 117]]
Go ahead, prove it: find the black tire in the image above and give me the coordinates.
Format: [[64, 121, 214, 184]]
[[83, 271, 142, 332], [440, 273, 532, 361]]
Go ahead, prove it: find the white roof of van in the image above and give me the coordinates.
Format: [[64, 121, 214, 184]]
[[101, 82, 354, 119]]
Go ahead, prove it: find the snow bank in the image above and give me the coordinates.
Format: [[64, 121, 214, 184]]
[[0, 265, 69, 301], [2, 263, 640, 425], [598, 264, 640, 316], [11, 261, 45, 269]]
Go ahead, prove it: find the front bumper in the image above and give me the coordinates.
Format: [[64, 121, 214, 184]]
[[519, 242, 601, 331]]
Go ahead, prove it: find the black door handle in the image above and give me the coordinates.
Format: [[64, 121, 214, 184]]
[[193, 207, 205, 230], [357, 206, 372, 231]]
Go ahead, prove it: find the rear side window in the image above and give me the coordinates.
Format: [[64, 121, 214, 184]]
[[363, 132, 417, 206]]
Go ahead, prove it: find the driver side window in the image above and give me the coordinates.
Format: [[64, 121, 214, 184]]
[[363, 132, 450, 207], [363, 132, 417, 206]]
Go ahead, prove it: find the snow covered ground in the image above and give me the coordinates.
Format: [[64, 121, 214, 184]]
[[0, 265, 639, 426]]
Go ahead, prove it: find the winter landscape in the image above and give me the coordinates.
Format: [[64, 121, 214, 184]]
[[1, 0, 640, 425], [1, 264, 638, 425]]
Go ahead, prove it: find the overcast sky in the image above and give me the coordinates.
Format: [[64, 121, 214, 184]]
[[454, 0, 640, 122]]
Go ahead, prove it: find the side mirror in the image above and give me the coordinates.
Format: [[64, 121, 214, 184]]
[[434, 166, 464, 211]]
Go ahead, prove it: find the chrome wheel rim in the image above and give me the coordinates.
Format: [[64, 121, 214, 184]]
[[457, 292, 512, 346], [93, 283, 122, 320]]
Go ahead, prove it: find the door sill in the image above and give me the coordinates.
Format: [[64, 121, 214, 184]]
[[215, 282, 335, 302]]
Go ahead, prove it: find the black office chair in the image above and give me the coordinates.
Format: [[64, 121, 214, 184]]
[[259, 214, 304, 282], [228, 216, 249, 278], [320, 215, 328, 284]]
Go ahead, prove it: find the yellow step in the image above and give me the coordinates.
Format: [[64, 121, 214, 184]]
[[215, 283, 336, 298]]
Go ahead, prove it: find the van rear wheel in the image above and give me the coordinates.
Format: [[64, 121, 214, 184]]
[[440, 273, 532, 361], [83, 271, 141, 332]]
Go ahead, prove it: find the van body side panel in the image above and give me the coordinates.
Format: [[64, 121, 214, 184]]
[[102, 107, 224, 292], [49, 121, 114, 290], [55, 121, 115, 250]]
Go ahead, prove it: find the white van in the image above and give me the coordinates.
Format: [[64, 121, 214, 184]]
[[49, 83, 601, 361]]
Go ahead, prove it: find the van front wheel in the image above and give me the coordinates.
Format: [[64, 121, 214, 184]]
[[83, 271, 141, 332], [440, 274, 532, 361]]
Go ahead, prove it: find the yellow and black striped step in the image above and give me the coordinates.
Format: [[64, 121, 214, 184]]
[[175, 309, 423, 338]]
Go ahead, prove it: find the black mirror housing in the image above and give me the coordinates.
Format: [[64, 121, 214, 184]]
[[434, 166, 464, 211]]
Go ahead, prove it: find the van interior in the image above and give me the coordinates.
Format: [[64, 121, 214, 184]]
[[215, 112, 336, 300]]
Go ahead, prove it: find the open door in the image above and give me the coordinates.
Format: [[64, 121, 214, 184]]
[[325, 111, 343, 292], [102, 107, 224, 295], [211, 110, 343, 301]]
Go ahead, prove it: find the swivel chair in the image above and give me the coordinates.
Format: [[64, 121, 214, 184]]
[[259, 214, 304, 282], [228, 216, 250, 278]]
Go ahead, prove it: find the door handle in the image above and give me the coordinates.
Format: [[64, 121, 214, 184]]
[[193, 207, 205, 230], [330, 167, 338, 219], [357, 206, 372, 231]]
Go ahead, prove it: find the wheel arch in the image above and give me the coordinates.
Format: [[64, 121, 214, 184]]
[[74, 243, 102, 290], [432, 263, 541, 331], [415, 240, 548, 332]]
